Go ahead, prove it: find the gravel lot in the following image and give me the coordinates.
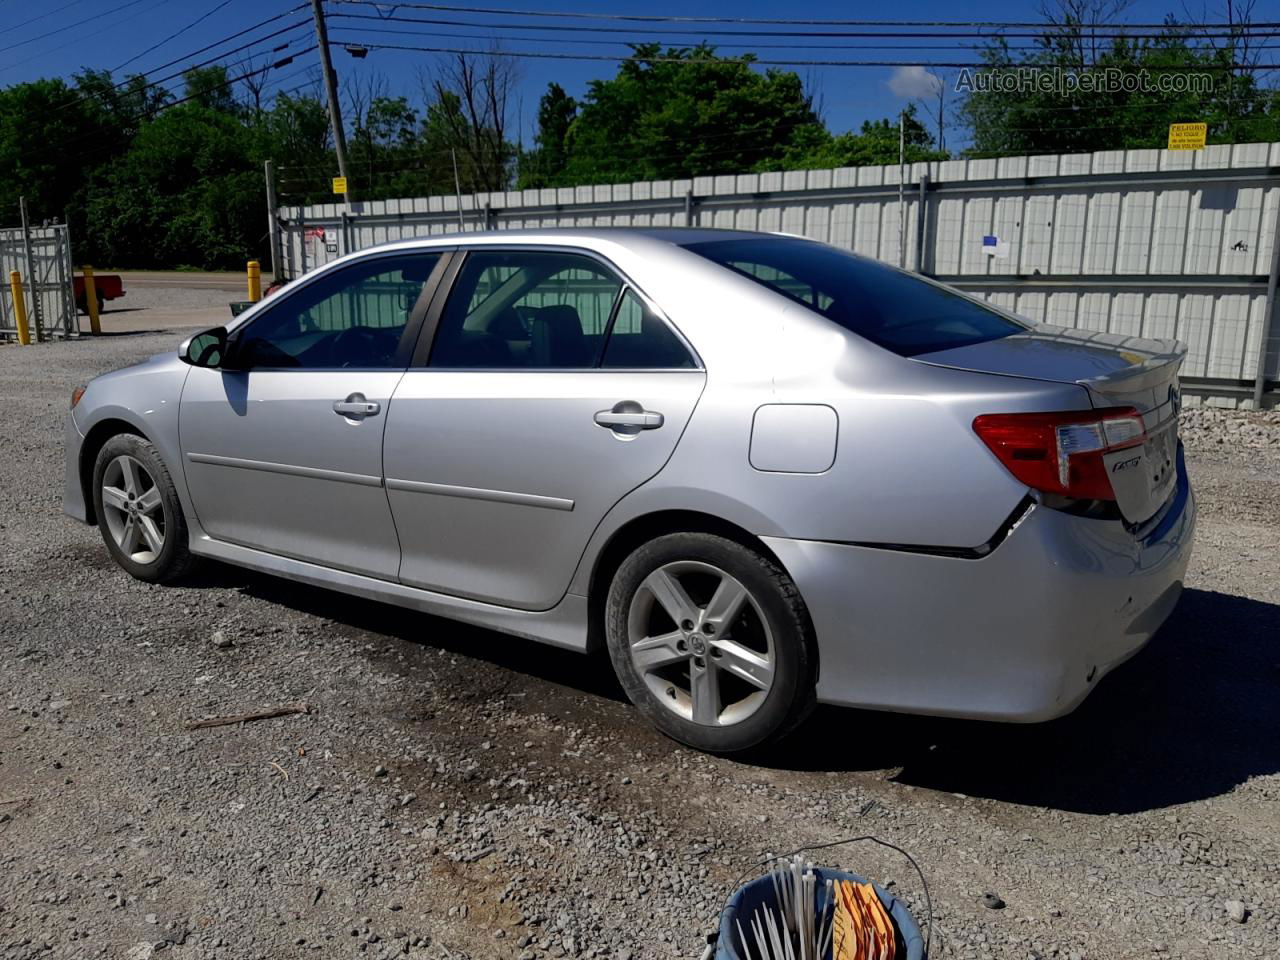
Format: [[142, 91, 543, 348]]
[[1, 329, 1277, 960]]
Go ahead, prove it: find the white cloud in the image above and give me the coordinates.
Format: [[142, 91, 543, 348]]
[[888, 65, 942, 99]]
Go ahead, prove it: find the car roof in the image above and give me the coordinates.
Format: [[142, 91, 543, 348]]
[[351, 226, 792, 255]]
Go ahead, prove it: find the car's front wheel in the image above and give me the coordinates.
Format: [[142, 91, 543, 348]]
[[91, 433, 195, 584], [605, 532, 816, 753]]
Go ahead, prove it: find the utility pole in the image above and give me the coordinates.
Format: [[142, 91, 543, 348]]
[[898, 111, 906, 269], [264, 160, 282, 282], [310, 0, 351, 205], [450, 148, 466, 231], [19, 196, 43, 341]]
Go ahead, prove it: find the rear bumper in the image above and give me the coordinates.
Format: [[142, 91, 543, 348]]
[[765, 450, 1195, 722]]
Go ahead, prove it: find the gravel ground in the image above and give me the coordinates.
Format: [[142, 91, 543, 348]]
[[88, 273, 247, 336], [1, 330, 1278, 960], [109, 275, 254, 312]]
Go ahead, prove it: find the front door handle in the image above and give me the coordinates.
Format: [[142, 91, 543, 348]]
[[333, 393, 380, 419], [594, 401, 664, 436]]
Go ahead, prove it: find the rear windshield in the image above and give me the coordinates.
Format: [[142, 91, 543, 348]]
[[684, 237, 1027, 357]]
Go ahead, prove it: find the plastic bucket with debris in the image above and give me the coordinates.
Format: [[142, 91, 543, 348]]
[[715, 867, 925, 959]]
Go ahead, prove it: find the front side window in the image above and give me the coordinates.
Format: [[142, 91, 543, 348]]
[[431, 250, 623, 369], [684, 238, 1027, 357], [233, 253, 441, 369]]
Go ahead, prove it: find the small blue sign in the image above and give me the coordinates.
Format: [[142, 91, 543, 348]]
[[982, 235, 998, 246]]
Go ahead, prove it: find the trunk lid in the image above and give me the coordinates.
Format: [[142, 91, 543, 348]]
[[917, 324, 1186, 524]]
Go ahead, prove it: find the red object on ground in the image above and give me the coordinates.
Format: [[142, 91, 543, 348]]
[[73, 274, 125, 312]]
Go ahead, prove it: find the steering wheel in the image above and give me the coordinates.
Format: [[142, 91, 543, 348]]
[[330, 325, 387, 367]]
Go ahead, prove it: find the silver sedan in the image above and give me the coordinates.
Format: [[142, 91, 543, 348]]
[[64, 229, 1195, 753]]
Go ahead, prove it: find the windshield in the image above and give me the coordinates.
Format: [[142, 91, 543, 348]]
[[684, 237, 1027, 357]]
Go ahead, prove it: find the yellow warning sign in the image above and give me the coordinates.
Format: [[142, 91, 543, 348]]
[[332, 176, 348, 194], [1167, 123, 1206, 151]]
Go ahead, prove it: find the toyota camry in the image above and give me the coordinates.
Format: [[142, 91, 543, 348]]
[[64, 229, 1195, 753]]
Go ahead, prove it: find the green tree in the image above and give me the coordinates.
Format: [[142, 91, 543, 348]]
[[183, 65, 238, 114], [775, 105, 946, 170], [0, 77, 118, 234], [349, 95, 439, 199], [86, 102, 261, 268], [959, 5, 1280, 155], [518, 82, 577, 188], [552, 44, 827, 183]]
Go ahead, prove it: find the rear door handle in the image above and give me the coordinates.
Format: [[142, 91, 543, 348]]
[[333, 393, 380, 419], [594, 402, 664, 433]]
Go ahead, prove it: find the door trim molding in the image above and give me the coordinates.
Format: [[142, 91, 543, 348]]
[[186, 452, 384, 488], [188, 531, 591, 649], [385, 476, 574, 512]]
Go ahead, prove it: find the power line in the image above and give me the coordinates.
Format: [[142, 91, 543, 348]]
[[45, 18, 313, 123], [328, 1, 1280, 31], [31, 39, 313, 159], [341, 40, 1280, 71], [0, 0, 152, 56], [0, 0, 179, 77], [113, 3, 307, 83], [258, 57, 322, 95], [17, 46, 320, 176], [327, 23, 1280, 56], [112, 0, 239, 72], [326, 11, 1280, 42], [2, 0, 91, 34]]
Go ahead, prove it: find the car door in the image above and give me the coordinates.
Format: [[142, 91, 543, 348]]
[[383, 247, 706, 610], [179, 251, 446, 579]]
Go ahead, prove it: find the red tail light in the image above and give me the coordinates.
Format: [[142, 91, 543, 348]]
[[972, 407, 1146, 501]]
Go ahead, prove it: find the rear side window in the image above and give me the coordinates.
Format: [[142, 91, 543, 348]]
[[602, 289, 696, 369], [684, 238, 1027, 357], [431, 250, 622, 368]]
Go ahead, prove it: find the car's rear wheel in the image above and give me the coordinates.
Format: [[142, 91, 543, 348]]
[[91, 433, 195, 584], [605, 532, 816, 753]]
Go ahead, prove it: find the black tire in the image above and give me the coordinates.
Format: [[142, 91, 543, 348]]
[[75, 293, 105, 316], [91, 433, 196, 584], [605, 532, 817, 754]]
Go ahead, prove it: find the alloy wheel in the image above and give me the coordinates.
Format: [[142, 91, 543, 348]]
[[626, 560, 775, 726], [100, 454, 166, 564]]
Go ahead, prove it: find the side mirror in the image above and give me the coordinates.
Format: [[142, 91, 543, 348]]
[[180, 327, 229, 368]]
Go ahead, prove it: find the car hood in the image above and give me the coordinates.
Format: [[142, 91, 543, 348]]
[[90, 350, 184, 385]]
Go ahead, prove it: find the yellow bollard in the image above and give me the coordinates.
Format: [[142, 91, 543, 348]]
[[247, 260, 262, 302], [9, 271, 30, 345], [83, 265, 101, 335]]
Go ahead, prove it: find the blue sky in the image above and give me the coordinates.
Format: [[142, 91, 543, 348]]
[[0, 0, 1228, 150]]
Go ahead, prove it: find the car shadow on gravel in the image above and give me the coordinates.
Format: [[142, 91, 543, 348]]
[[182, 563, 629, 703], [181, 563, 1279, 813], [758, 587, 1280, 814]]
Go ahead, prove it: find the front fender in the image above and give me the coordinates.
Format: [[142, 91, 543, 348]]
[[63, 412, 89, 522], [70, 356, 193, 526]]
